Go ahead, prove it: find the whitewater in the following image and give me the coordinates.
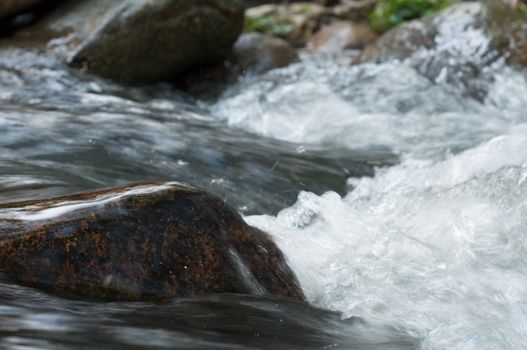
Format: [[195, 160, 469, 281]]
[[212, 41, 527, 349]]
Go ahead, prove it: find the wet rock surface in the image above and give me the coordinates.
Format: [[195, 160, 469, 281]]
[[3, 0, 244, 84], [0, 182, 305, 301]]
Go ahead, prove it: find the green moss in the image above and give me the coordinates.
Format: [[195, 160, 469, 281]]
[[244, 13, 295, 38], [369, 0, 454, 33]]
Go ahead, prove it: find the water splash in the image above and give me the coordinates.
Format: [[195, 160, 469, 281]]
[[248, 125, 527, 349], [212, 53, 527, 159]]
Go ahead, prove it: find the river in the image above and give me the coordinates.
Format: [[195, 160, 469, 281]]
[[1, 5, 527, 348]]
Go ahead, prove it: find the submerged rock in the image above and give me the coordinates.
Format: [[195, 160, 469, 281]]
[[0, 182, 305, 302], [5, 0, 244, 84]]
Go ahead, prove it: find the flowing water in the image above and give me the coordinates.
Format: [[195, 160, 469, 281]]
[[2, 4, 527, 348]]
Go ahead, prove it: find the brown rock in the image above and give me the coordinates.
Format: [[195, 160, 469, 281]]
[[308, 20, 377, 52], [331, 0, 379, 22], [0, 182, 305, 302]]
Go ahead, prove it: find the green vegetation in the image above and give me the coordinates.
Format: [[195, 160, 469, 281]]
[[369, 0, 454, 32], [244, 13, 295, 38]]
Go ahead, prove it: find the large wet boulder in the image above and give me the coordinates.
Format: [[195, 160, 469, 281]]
[[9, 0, 245, 84], [0, 182, 305, 302]]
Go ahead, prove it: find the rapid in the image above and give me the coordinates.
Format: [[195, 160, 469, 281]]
[[1, 2, 527, 348]]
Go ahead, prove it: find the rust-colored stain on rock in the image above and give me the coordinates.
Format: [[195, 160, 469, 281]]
[[0, 181, 305, 302]]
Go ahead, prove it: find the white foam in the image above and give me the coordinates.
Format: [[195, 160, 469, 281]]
[[248, 126, 527, 349], [212, 57, 527, 159]]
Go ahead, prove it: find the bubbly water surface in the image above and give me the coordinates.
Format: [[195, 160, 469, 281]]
[[212, 58, 527, 158], [249, 126, 527, 349], [210, 16, 527, 349]]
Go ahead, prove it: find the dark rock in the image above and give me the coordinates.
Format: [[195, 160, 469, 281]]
[[233, 32, 299, 75], [0, 0, 46, 20], [177, 32, 298, 97], [315, 0, 340, 6], [6, 0, 245, 84], [0, 182, 305, 302]]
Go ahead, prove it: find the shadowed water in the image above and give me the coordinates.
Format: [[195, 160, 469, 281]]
[[0, 276, 418, 350]]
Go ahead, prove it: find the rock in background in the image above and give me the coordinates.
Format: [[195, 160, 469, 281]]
[[2, 0, 245, 85], [176, 31, 298, 98], [244, 0, 379, 48], [360, 1, 527, 67], [307, 20, 377, 51]]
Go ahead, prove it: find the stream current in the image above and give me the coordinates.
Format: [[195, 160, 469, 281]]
[[1, 6, 527, 349]]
